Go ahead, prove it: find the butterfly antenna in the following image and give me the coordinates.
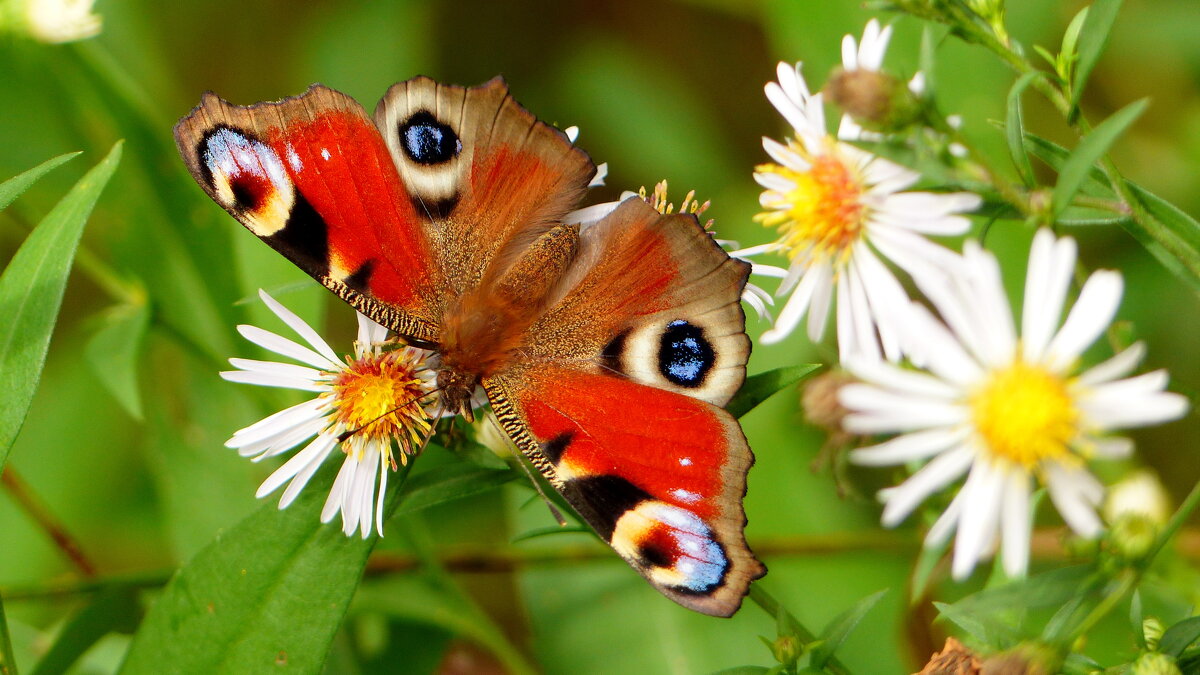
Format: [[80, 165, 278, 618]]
[[482, 412, 568, 527], [337, 387, 443, 444]]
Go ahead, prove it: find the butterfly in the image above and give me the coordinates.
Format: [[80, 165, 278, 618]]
[[174, 76, 765, 617]]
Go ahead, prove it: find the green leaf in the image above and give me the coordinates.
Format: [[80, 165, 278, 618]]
[[392, 464, 517, 517], [708, 668, 771, 675], [727, 365, 821, 419], [1130, 590, 1145, 649], [1052, 98, 1147, 217], [0, 153, 80, 213], [0, 142, 122, 470], [119, 463, 386, 675], [30, 588, 141, 675], [933, 600, 1018, 650], [85, 300, 150, 420], [1071, 0, 1123, 114], [1128, 181, 1200, 261], [1161, 616, 1200, 658], [1006, 72, 1044, 187], [1023, 133, 1109, 190], [809, 589, 886, 668], [0, 593, 15, 675]]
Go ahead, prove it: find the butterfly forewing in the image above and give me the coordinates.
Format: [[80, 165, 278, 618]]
[[174, 86, 442, 341]]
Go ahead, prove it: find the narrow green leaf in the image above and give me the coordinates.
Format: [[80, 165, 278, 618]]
[[30, 588, 140, 675], [0, 593, 15, 675], [1023, 133, 1109, 190], [953, 565, 1096, 614], [392, 464, 517, 517], [1071, 0, 1123, 113], [119, 463, 387, 674], [1006, 72, 1044, 187], [1130, 590, 1145, 650], [509, 524, 591, 543], [85, 300, 150, 420], [1052, 98, 1147, 217], [918, 26, 937, 97], [909, 537, 950, 603], [1026, 132, 1200, 292], [0, 153, 80, 213], [1128, 181, 1200, 259], [727, 365, 821, 419], [809, 589, 886, 668], [0, 142, 122, 470], [708, 668, 771, 675], [1161, 616, 1200, 657], [933, 600, 1018, 649]]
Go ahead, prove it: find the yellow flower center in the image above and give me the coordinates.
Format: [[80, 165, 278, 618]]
[[969, 361, 1079, 468], [330, 349, 433, 465], [755, 151, 867, 265]]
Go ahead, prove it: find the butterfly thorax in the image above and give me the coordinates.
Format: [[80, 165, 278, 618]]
[[436, 222, 581, 418]]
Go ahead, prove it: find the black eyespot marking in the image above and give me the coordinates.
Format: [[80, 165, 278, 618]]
[[566, 475, 651, 541], [345, 260, 374, 293], [658, 320, 714, 388], [637, 542, 672, 569], [542, 431, 575, 465], [599, 329, 630, 376], [400, 111, 461, 165], [229, 175, 267, 211], [265, 193, 329, 278]]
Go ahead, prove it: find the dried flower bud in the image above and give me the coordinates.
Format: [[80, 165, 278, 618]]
[[826, 67, 920, 134], [803, 371, 856, 441]]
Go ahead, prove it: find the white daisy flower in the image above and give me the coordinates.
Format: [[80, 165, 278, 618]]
[[751, 58, 980, 360], [840, 230, 1189, 579], [222, 289, 439, 538]]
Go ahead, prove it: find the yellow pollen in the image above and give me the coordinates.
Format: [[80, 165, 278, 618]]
[[755, 152, 867, 265], [969, 361, 1079, 468], [330, 350, 432, 465]]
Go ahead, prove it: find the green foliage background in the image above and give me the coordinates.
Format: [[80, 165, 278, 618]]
[[0, 0, 1197, 672]]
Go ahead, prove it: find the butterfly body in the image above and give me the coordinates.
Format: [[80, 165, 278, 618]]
[[176, 76, 765, 616]]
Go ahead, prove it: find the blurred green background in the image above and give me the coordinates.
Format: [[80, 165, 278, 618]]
[[1, 0, 1197, 672]]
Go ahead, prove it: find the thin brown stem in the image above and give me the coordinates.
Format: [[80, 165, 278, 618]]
[[1, 468, 97, 578]]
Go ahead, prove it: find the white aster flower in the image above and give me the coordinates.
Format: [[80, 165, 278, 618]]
[[841, 230, 1189, 579], [20, 0, 101, 43], [222, 289, 438, 538], [751, 59, 980, 360]]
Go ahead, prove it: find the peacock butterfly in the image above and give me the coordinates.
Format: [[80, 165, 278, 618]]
[[174, 77, 765, 617]]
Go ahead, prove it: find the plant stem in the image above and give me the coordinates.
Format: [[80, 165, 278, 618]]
[[0, 593, 15, 675], [1, 468, 96, 578], [748, 584, 852, 675]]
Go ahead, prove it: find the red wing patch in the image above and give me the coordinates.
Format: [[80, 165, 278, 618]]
[[487, 367, 764, 617]]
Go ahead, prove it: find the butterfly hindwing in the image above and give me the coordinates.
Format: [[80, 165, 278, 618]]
[[174, 85, 442, 341], [485, 198, 763, 617]]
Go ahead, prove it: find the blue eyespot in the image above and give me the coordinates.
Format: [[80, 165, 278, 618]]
[[658, 320, 713, 388], [400, 111, 461, 165]]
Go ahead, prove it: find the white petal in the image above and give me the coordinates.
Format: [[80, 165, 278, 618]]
[[1045, 464, 1103, 537], [842, 356, 960, 400], [925, 490, 965, 547], [236, 324, 343, 371], [952, 461, 1005, 579], [257, 433, 338, 499], [805, 262, 834, 343], [375, 455, 389, 537], [321, 457, 353, 524], [1020, 230, 1075, 363], [841, 32, 858, 71], [761, 262, 829, 344], [850, 427, 969, 466], [879, 446, 975, 526], [277, 436, 339, 508], [1000, 470, 1032, 577], [356, 311, 389, 348], [226, 397, 329, 448], [220, 369, 330, 392], [1076, 342, 1146, 386], [241, 417, 327, 460], [257, 289, 343, 368], [227, 358, 326, 383], [1044, 271, 1123, 371]]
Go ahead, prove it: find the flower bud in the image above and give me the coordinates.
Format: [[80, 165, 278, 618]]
[[770, 635, 801, 666], [1104, 471, 1171, 560], [1131, 652, 1182, 675], [1143, 616, 1165, 652], [825, 67, 921, 134], [475, 413, 514, 459], [802, 371, 855, 441], [0, 0, 102, 43]]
